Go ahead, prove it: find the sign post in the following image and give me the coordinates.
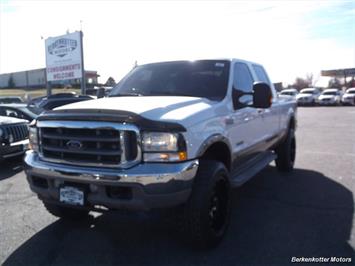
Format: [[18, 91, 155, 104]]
[[45, 31, 84, 95], [44, 61, 51, 96], [80, 31, 86, 95]]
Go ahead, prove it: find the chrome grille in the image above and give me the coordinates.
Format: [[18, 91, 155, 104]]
[[37, 121, 141, 168], [2, 123, 28, 142]]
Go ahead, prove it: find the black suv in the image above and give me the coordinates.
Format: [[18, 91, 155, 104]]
[[29, 93, 93, 110], [0, 116, 29, 161]]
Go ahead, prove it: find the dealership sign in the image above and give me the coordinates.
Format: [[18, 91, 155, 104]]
[[45, 32, 83, 81]]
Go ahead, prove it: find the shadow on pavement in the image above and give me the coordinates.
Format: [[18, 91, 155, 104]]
[[4, 166, 355, 265], [0, 158, 24, 181]]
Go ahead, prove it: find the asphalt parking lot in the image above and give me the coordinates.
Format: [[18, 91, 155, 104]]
[[1, 107, 354, 265]]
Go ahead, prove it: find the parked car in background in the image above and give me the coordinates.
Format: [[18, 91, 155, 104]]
[[29, 93, 94, 110], [86, 86, 113, 98], [296, 88, 321, 106], [279, 88, 298, 100], [341, 87, 355, 106], [0, 116, 29, 161], [0, 103, 43, 121], [0, 96, 24, 104], [317, 88, 342, 106]]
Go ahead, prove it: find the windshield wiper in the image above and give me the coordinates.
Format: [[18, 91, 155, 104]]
[[150, 91, 195, 97], [109, 92, 143, 97]]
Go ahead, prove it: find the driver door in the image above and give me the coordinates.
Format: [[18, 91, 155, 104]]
[[228, 62, 263, 170]]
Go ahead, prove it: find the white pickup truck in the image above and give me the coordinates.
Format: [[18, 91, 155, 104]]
[[25, 59, 297, 248]]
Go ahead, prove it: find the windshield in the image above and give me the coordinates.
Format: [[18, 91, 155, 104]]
[[281, 91, 296, 96], [22, 105, 44, 115], [322, 91, 337, 95], [0, 97, 23, 104], [346, 90, 355, 94], [110, 60, 231, 101], [301, 89, 316, 94]]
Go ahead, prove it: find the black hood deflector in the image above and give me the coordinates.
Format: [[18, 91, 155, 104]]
[[37, 109, 186, 132]]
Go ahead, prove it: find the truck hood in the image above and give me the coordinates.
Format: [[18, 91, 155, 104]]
[[55, 96, 215, 126], [343, 93, 355, 98], [296, 93, 313, 99], [319, 95, 336, 100], [0, 115, 27, 125]]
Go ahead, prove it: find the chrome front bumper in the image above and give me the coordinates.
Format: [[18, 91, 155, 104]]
[[318, 98, 337, 105], [342, 98, 355, 104], [0, 139, 29, 159], [297, 98, 313, 104], [24, 151, 199, 210]]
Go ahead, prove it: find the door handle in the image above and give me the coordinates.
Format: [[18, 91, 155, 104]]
[[225, 117, 234, 125], [243, 116, 250, 122], [257, 109, 264, 114]]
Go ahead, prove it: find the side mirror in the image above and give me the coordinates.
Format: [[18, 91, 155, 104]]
[[253, 82, 272, 108]]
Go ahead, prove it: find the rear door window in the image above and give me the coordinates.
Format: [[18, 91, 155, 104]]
[[252, 64, 271, 86], [252, 64, 277, 99]]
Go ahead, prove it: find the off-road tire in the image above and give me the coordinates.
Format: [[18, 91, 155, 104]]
[[181, 160, 231, 249], [275, 128, 296, 172], [43, 202, 89, 221]]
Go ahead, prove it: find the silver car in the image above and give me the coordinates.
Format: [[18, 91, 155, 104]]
[[279, 89, 298, 100], [296, 88, 320, 106], [341, 88, 355, 106], [317, 89, 342, 106]]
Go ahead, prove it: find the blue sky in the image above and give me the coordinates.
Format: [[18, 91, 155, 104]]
[[0, 0, 354, 85], [303, 2, 354, 42]]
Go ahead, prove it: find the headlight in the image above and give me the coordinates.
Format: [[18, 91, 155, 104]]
[[142, 132, 187, 162], [29, 127, 39, 152], [142, 132, 179, 152]]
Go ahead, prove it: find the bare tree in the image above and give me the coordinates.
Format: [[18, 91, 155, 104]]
[[105, 77, 116, 86], [305, 73, 313, 86], [328, 78, 341, 89], [8, 74, 15, 88], [292, 77, 310, 91]]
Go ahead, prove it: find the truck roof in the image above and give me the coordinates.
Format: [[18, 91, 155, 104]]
[[281, 88, 298, 92], [137, 58, 263, 67], [323, 88, 339, 92]]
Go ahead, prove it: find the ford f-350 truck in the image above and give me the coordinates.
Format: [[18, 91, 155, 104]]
[[25, 59, 297, 248]]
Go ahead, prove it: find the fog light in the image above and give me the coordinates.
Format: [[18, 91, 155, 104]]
[[54, 179, 64, 188]]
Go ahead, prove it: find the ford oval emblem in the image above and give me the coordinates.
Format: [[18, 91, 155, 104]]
[[66, 140, 83, 150]]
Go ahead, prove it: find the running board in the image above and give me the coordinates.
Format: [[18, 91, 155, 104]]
[[231, 151, 277, 187]]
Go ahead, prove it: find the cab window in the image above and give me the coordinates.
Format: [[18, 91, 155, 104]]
[[0, 107, 25, 120]]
